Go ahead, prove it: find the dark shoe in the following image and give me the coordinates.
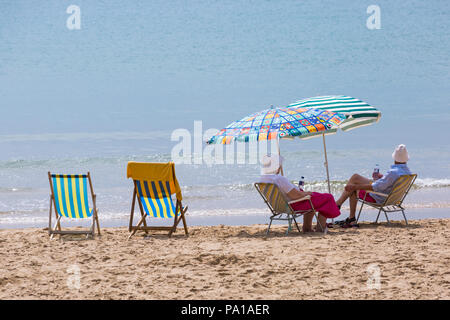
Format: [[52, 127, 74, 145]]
[[334, 218, 346, 225], [342, 223, 359, 228], [334, 217, 356, 225], [341, 220, 359, 228]]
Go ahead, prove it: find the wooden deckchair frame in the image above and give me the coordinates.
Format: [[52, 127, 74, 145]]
[[254, 183, 322, 235], [47, 172, 101, 239], [128, 180, 188, 239], [356, 174, 417, 225]]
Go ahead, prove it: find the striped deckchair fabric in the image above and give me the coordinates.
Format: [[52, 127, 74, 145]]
[[50, 174, 92, 218], [356, 174, 417, 225], [384, 175, 415, 206], [47, 172, 100, 238], [288, 95, 381, 132], [257, 183, 289, 214], [127, 162, 188, 238], [134, 179, 177, 218], [254, 182, 319, 235]]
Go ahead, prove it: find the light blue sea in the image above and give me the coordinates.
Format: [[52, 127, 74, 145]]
[[0, 1, 449, 228]]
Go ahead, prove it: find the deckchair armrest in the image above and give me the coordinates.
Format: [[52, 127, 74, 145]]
[[288, 195, 311, 205], [360, 190, 389, 197]]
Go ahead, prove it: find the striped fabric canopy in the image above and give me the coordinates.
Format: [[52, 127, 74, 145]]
[[288, 95, 381, 132], [51, 174, 92, 219]]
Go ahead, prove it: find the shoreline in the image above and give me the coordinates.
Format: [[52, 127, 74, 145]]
[[1, 218, 449, 299], [1, 207, 449, 230]]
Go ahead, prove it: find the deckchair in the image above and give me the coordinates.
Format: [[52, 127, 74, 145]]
[[254, 182, 322, 235], [356, 174, 417, 225], [47, 172, 100, 238], [127, 162, 188, 239]]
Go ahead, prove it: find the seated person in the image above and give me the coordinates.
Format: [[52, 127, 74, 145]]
[[258, 154, 341, 232], [335, 144, 412, 227]]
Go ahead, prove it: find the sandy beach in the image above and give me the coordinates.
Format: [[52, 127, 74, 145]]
[[0, 218, 449, 300]]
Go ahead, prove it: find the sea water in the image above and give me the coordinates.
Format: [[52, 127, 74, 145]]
[[0, 1, 449, 228]]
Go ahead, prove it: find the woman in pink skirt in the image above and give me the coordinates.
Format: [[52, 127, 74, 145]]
[[258, 154, 341, 232]]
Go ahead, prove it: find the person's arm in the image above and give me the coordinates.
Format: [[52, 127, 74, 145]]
[[372, 171, 397, 192], [287, 188, 312, 200], [277, 176, 312, 200], [346, 171, 396, 193]]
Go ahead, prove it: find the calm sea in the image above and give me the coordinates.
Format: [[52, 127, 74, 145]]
[[0, 1, 449, 228]]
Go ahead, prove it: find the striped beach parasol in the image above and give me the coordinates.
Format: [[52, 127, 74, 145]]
[[287, 95, 381, 192], [206, 106, 345, 145], [207, 96, 381, 194], [288, 95, 381, 133]]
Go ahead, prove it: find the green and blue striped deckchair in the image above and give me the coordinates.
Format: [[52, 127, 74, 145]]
[[356, 174, 417, 225], [126, 162, 188, 239], [48, 172, 100, 238]]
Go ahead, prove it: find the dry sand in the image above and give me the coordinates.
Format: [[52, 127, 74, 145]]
[[1, 219, 449, 300]]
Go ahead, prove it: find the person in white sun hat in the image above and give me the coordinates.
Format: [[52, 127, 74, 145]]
[[335, 144, 412, 228], [258, 154, 341, 233]]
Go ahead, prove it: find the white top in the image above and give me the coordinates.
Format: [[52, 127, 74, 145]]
[[258, 174, 297, 198]]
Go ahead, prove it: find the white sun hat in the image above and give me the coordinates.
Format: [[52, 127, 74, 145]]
[[392, 144, 409, 163], [260, 154, 284, 175]]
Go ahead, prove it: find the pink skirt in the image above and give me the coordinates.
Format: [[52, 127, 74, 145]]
[[289, 192, 341, 219]]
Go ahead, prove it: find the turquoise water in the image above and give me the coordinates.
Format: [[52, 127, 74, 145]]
[[0, 1, 449, 227]]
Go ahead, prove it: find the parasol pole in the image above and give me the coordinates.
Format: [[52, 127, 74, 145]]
[[276, 137, 284, 176], [322, 132, 331, 194]]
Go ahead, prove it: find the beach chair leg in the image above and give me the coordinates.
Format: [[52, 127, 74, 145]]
[[95, 212, 101, 235], [128, 215, 147, 240], [88, 214, 95, 239], [129, 190, 136, 232], [286, 216, 292, 235], [141, 214, 149, 234], [401, 209, 408, 225], [48, 196, 53, 236], [181, 214, 188, 236], [175, 206, 189, 236], [169, 208, 181, 237], [181, 207, 189, 236], [383, 210, 391, 225], [266, 217, 274, 236], [168, 206, 188, 237], [168, 215, 177, 238], [169, 215, 180, 238], [293, 216, 301, 233], [356, 201, 364, 223], [135, 190, 149, 235], [50, 216, 62, 240], [375, 209, 382, 224]]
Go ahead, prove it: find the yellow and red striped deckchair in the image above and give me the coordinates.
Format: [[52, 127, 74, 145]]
[[47, 172, 100, 238], [126, 162, 188, 238]]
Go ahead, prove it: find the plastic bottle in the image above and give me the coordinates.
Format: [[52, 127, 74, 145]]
[[372, 164, 380, 180], [298, 176, 305, 191]]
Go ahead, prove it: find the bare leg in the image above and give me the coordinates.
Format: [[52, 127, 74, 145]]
[[336, 174, 372, 206], [349, 191, 358, 219], [302, 212, 314, 232], [315, 214, 327, 232]]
